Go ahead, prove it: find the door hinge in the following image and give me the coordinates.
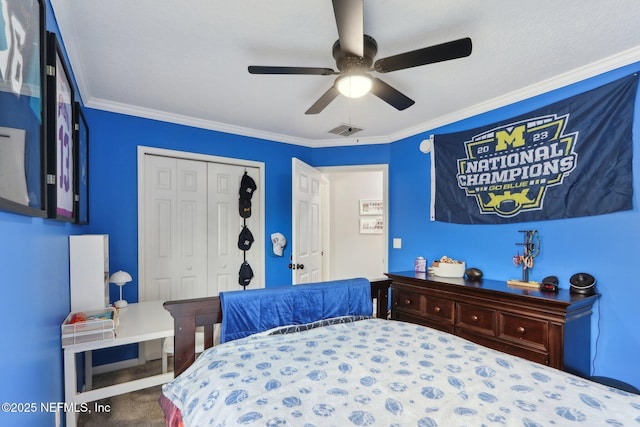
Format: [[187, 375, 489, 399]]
[[46, 174, 56, 185]]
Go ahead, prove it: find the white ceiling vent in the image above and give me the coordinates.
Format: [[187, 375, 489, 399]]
[[328, 124, 363, 137]]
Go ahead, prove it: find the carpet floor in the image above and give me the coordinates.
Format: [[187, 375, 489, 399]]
[[77, 358, 170, 427]]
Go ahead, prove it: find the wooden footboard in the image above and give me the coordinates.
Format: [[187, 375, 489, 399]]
[[163, 279, 391, 376]]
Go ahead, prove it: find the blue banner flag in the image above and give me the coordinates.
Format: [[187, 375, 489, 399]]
[[431, 74, 638, 224]]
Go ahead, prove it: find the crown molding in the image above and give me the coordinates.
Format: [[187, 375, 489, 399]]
[[85, 46, 640, 148]]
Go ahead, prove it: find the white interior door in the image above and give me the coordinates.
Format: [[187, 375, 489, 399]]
[[292, 158, 324, 284], [143, 155, 208, 301]]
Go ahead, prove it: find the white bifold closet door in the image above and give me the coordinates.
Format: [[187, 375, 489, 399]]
[[143, 155, 209, 301], [141, 154, 261, 360], [143, 154, 261, 302]]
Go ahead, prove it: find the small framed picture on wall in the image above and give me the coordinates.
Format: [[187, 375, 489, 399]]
[[360, 217, 384, 234], [46, 31, 76, 222], [359, 199, 383, 216]]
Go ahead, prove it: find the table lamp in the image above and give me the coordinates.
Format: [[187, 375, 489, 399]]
[[109, 270, 132, 308]]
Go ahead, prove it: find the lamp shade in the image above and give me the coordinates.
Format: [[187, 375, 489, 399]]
[[336, 74, 372, 98], [109, 270, 132, 285]]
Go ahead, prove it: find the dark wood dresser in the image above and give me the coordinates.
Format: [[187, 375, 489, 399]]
[[387, 271, 598, 376]]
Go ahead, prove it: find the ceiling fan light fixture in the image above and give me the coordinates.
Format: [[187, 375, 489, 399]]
[[336, 73, 372, 98]]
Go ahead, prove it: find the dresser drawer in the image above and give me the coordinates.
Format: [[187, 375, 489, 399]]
[[394, 289, 424, 316], [499, 313, 548, 348], [456, 303, 496, 335], [425, 297, 454, 324]]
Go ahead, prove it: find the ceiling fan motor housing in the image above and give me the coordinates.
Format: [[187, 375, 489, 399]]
[[332, 35, 378, 72]]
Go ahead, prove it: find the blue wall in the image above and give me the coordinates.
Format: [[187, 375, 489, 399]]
[[1, 2, 639, 425], [84, 110, 312, 297], [0, 214, 72, 426], [0, 2, 80, 426], [383, 64, 640, 389], [287, 64, 640, 391], [85, 110, 318, 366]]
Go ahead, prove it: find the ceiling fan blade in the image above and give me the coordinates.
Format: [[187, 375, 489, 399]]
[[332, 0, 364, 57], [370, 78, 415, 111], [374, 37, 472, 73], [248, 66, 335, 75], [305, 86, 340, 114]]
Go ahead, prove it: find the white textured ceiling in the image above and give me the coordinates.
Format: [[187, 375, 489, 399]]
[[50, 0, 640, 147]]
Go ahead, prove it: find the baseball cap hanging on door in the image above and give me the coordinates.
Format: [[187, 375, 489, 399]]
[[238, 226, 254, 250], [239, 172, 257, 200], [238, 172, 257, 218], [238, 261, 254, 287], [239, 198, 252, 218]]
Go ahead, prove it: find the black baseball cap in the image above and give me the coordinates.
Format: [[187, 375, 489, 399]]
[[239, 172, 257, 200], [238, 261, 254, 287], [238, 226, 254, 251]]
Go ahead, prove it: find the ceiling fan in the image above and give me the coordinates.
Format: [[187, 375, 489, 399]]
[[248, 0, 472, 114]]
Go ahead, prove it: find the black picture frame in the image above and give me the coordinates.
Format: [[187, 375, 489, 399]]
[[46, 31, 75, 222], [73, 102, 89, 224], [0, 0, 47, 217]]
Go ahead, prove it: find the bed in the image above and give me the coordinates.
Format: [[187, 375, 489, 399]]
[[160, 278, 640, 426]]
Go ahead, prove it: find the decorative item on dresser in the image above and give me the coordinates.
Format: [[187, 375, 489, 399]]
[[387, 271, 598, 376]]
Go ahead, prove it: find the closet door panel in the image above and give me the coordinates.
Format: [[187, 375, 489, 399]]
[[176, 159, 208, 298], [143, 155, 207, 301], [208, 163, 261, 295]]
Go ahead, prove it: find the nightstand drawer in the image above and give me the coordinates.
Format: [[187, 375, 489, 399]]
[[425, 297, 454, 324], [499, 313, 548, 348], [456, 303, 495, 335], [394, 290, 423, 316]]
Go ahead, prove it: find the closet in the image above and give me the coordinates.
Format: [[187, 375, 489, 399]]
[[139, 149, 263, 303]]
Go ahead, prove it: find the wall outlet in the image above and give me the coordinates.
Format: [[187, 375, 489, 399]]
[[393, 238, 402, 249]]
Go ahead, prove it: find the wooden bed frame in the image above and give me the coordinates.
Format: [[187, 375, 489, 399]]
[[163, 279, 392, 376]]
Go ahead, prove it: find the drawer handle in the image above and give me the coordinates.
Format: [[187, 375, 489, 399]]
[[517, 326, 526, 335], [471, 315, 479, 322], [404, 299, 412, 305], [434, 306, 441, 313]]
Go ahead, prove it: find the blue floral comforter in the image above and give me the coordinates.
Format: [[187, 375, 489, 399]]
[[162, 318, 640, 426]]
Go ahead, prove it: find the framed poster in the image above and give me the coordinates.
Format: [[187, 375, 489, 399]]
[[73, 102, 89, 224], [46, 31, 75, 221], [0, 0, 47, 217], [359, 199, 383, 215], [359, 217, 383, 234]]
